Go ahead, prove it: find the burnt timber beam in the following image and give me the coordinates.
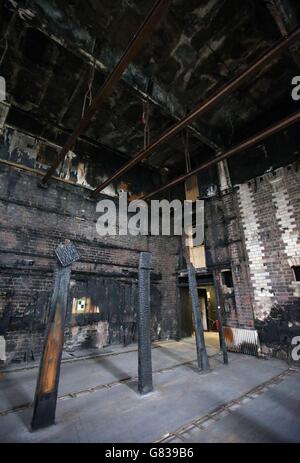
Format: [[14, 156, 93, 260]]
[[41, 0, 171, 185], [31, 241, 80, 431], [91, 26, 300, 197], [138, 252, 153, 395], [264, 0, 300, 68], [187, 264, 210, 372], [141, 109, 300, 200]]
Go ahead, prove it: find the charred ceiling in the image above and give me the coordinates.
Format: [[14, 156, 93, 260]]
[[1, 0, 300, 186]]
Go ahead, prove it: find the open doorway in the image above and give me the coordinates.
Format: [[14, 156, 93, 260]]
[[197, 289, 208, 331], [180, 285, 217, 337]]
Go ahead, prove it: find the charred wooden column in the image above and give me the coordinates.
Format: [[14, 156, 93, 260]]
[[31, 241, 80, 431], [138, 252, 153, 395], [213, 270, 229, 365], [187, 263, 210, 372]]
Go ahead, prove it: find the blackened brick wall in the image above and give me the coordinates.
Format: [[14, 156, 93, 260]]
[[237, 164, 300, 319], [205, 191, 255, 330], [236, 163, 300, 356], [0, 164, 181, 363], [206, 160, 300, 345]]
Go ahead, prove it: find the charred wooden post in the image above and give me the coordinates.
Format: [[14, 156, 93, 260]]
[[187, 263, 210, 372], [138, 252, 153, 395], [31, 241, 80, 431]]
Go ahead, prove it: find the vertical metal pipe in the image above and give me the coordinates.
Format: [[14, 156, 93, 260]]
[[138, 252, 153, 394], [213, 270, 229, 365], [187, 264, 210, 372], [216, 305, 229, 365]]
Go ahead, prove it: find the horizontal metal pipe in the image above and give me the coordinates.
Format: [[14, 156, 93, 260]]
[[141, 110, 300, 200], [91, 26, 300, 196], [41, 0, 171, 185]]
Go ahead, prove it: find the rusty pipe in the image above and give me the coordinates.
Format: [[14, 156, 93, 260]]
[[91, 26, 300, 196], [41, 0, 171, 185], [140, 110, 300, 200]]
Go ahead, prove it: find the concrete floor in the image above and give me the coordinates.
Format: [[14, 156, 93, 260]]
[[0, 335, 299, 443]]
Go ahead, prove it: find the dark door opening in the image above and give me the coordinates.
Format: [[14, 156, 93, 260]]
[[198, 288, 208, 332], [179, 285, 217, 337]]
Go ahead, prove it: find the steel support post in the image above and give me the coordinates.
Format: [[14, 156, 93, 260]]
[[138, 252, 153, 395], [213, 271, 229, 365], [187, 263, 210, 372]]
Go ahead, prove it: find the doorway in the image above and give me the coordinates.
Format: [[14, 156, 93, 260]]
[[180, 285, 217, 338], [198, 289, 208, 331]]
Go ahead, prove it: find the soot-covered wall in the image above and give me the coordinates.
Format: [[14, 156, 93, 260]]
[[0, 161, 181, 364], [237, 162, 300, 358], [206, 163, 300, 358], [204, 160, 300, 359]]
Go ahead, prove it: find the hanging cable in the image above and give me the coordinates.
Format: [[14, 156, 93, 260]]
[[183, 128, 191, 173], [81, 38, 97, 118], [142, 97, 151, 149], [82, 56, 96, 118]]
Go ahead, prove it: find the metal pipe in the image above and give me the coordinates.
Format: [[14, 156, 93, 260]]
[[41, 0, 171, 185], [213, 270, 229, 365], [91, 26, 300, 196], [141, 110, 300, 200]]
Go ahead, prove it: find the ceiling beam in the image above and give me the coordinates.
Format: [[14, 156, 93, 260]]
[[41, 0, 171, 185], [4, 1, 220, 154], [91, 26, 300, 197], [264, 0, 300, 67], [140, 109, 300, 200]]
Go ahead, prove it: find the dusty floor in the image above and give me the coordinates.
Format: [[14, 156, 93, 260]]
[[0, 335, 299, 443]]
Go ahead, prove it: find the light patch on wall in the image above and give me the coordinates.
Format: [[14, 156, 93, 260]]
[[0, 79, 6, 103], [0, 336, 6, 362], [6, 130, 38, 160], [72, 297, 100, 315], [0, 103, 10, 133], [95, 322, 109, 349], [272, 183, 300, 259], [238, 183, 274, 319], [76, 162, 92, 188], [62, 150, 77, 181], [271, 173, 300, 296]]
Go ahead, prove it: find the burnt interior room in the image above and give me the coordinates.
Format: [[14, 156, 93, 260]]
[[0, 0, 300, 445]]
